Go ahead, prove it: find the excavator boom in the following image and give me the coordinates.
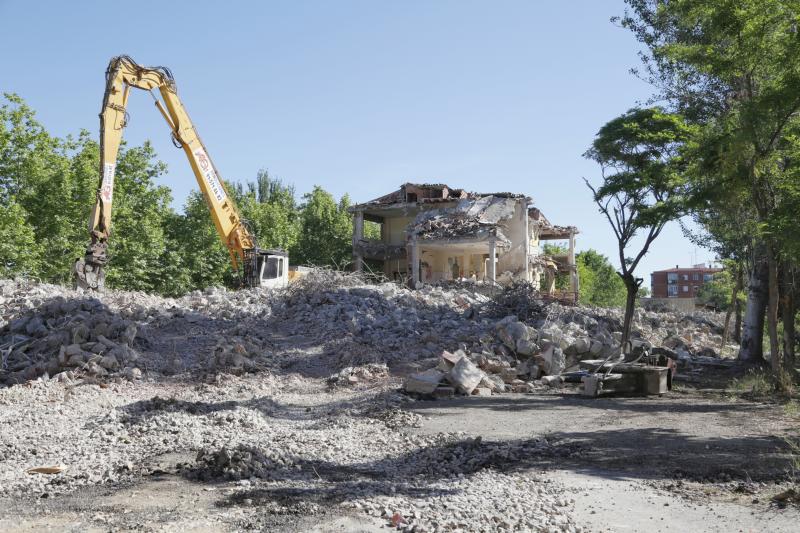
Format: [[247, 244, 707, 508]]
[[74, 56, 283, 290]]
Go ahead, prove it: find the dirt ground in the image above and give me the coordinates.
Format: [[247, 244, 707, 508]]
[[1, 380, 798, 532], [408, 388, 800, 532]]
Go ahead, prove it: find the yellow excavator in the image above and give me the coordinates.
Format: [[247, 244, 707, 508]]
[[74, 55, 287, 291]]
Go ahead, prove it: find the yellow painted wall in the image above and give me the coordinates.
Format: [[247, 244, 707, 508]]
[[384, 216, 414, 245]]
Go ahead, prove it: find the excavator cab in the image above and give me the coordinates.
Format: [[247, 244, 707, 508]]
[[243, 249, 289, 288]]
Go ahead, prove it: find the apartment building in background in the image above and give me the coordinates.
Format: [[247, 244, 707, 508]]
[[650, 264, 722, 299]]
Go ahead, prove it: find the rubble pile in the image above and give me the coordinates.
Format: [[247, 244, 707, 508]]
[[2, 273, 735, 392], [275, 272, 494, 369], [0, 279, 281, 385], [0, 280, 146, 385], [0, 272, 746, 530]]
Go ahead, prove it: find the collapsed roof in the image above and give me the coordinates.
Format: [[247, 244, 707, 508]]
[[410, 195, 519, 243]]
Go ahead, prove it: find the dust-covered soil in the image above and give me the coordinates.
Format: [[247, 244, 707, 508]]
[[1, 274, 799, 532]]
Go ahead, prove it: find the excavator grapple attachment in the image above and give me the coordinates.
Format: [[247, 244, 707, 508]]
[[73, 257, 106, 291]]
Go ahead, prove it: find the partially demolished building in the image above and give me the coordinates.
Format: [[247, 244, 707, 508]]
[[350, 183, 579, 299]]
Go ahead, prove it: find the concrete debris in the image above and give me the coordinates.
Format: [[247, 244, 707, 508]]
[[410, 195, 517, 242], [447, 356, 484, 395], [404, 369, 445, 394], [0, 271, 744, 530]]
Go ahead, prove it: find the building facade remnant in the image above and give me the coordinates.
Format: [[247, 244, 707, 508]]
[[349, 183, 578, 299]]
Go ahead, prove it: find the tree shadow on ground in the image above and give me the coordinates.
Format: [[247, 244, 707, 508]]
[[174, 422, 795, 512], [407, 392, 775, 416], [539, 427, 793, 482], [179, 434, 573, 508], [117, 388, 405, 425]]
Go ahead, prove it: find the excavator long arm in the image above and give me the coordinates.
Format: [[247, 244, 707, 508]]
[[74, 56, 256, 290]]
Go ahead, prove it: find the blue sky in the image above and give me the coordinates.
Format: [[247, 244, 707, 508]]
[[0, 0, 715, 278]]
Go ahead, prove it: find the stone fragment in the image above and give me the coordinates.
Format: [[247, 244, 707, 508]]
[[570, 337, 591, 355], [472, 387, 492, 397], [119, 323, 137, 345], [86, 362, 107, 376], [541, 375, 563, 387], [57, 346, 68, 366], [499, 368, 519, 384], [497, 320, 529, 351], [536, 344, 565, 375], [404, 369, 445, 394], [72, 324, 90, 345], [96, 335, 117, 349], [25, 317, 45, 336], [123, 367, 142, 381], [64, 344, 83, 356], [99, 355, 119, 371], [516, 338, 540, 357], [447, 357, 485, 395], [66, 353, 86, 367]]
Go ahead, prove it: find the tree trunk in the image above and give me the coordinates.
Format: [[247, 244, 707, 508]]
[[766, 244, 781, 375], [739, 246, 768, 363], [720, 264, 742, 355], [781, 260, 795, 377], [733, 267, 743, 343], [620, 273, 639, 356]]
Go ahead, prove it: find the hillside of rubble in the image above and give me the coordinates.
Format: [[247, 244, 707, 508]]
[[1, 272, 737, 389], [1, 272, 796, 532]]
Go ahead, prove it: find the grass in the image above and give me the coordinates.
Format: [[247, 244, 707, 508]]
[[785, 399, 800, 419], [728, 369, 776, 398]]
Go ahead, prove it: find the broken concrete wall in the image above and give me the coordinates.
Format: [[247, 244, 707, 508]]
[[496, 200, 530, 281]]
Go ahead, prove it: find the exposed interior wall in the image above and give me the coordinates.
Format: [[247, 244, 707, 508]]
[[416, 247, 490, 282], [383, 216, 414, 245], [382, 258, 407, 281], [496, 202, 528, 277]]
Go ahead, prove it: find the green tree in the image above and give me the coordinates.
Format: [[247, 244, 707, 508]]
[[0, 200, 40, 277], [585, 107, 695, 349], [620, 0, 800, 375], [233, 170, 300, 252], [101, 142, 174, 292], [0, 93, 179, 291], [576, 249, 627, 307], [697, 269, 738, 311], [292, 186, 353, 267]]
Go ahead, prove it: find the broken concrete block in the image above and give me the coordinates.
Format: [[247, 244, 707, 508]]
[[64, 344, 83, 357], [65, 353, 86, 367], [404, 369, 445, 394], [433, 386, 455, 398], [497, 320, 529, 351], [500, 368, 519, 384], [569, 337, 591, 355], [516, 338, 540, 357], [536, 343, 565, 375], [447, 357, 485, 395], [541, 375, 563, 387], [437, 349, 465, 371], [99, 354, 119, 371], [72, 324, 90, 345]]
